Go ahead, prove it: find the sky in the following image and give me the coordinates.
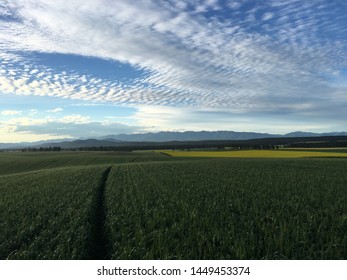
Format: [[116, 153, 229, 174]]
[[0, 0, 347, 142]]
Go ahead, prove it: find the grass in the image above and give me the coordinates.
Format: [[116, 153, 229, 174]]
[[0, 152, 346, 259], [0, 151, 173, 176], [104, 158, 347, 259], [0, 166, 108, 259]]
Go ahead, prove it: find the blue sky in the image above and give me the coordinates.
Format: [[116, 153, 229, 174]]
[[0, 0, 347, 142]]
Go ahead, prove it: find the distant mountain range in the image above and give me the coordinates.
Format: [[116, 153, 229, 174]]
[[1, 131, 347, 149], [100, 131, 347, 142], [100, 131, 276, 142]]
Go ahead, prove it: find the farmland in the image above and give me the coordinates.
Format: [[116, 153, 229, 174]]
[[0, 152, 346, 259], [0, 165, 107, 259], [160, 149, 347, 158]]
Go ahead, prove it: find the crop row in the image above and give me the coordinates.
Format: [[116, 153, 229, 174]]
[[0, 151, 171, 176], [1, 157, 346, 259], [0, 166, 108, 259], [103, 158, 347, 259]]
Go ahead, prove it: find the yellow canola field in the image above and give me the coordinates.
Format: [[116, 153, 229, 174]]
[[161, 150, 347, 158]]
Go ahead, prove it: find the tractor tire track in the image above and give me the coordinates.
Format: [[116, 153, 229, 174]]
[[89, 166, 112, 260]]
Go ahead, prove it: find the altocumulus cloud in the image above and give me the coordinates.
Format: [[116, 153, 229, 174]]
[[0, 0, 347, 129]]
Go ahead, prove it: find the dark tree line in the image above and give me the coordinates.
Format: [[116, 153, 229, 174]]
[[21, 147, 62, 152]]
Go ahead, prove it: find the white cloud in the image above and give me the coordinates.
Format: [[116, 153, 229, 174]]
[[0, 0, 346, 132], [13, 121, 139, 139], [60, 114, 90, 124], [1, 110, 22, 116], [47, 107, 63, 113], [0, 127, 70, 143], [6, 117, 46, 126], [227, 1, 242, 10], [132, 105, 343, 134], [1, 114, 140, 141], [28, 109, 38, 116], [262, 12, 274, 21]]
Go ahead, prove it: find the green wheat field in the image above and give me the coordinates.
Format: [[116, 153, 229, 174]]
[[0, 151, 346, 260]]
